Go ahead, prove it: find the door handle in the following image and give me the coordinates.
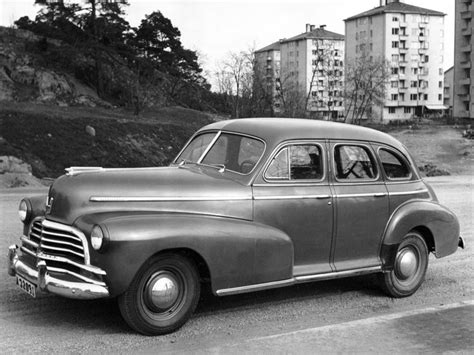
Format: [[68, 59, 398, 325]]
[[316, 195, 331, 199], [374, 193, 387, 197]]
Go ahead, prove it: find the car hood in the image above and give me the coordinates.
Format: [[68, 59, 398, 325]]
[[47, 166, 253, 225]]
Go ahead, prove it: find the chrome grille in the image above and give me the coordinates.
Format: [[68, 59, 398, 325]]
[[20, 219, 105, 285], [21, 218, 89, 266]]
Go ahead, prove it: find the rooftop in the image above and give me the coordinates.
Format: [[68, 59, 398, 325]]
[[345, 1, 445, 22], [280, 27, 344, 43], [255, 41, 281, 53]]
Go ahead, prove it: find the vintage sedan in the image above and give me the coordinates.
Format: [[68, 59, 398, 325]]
[[7, 118, 464, 335]]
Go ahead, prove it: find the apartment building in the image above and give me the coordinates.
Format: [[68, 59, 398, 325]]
[[254, 41, 281, 115], [345, 0, 446, 122], [453, 0, 474, 120], [444, 66, 454, 116], [255, 25, 344, 119]]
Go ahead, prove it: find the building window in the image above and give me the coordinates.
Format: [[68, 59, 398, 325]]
[[424, 55, 429, 63], [410, 81, 418, 88], [370, 30, 373, 37], [439, 81, 442, 88], [391, 81, 399, 88], [391, 94, 398, 101], [392, 28, 399, 35], [404, 107, 411, 114], [424, 94, 428, 100], [439, 68, 443, 75], [391, 54, 399, 62], [392, 41, 399, 48], [391, 67, 399, 75], [399, 93, 405, 101], [389, 107, 396, 114], [410, 94, 417, 100], [392, 16, 399, 22], [438, 94, 442, 101], [411, 68, 418, 75]]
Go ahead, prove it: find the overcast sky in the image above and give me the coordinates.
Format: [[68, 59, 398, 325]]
[[1, 0, 455, 81]]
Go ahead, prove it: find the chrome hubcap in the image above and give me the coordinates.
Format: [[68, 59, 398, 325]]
[[395, 248, 418, 280], [147, 272, 180, 311]]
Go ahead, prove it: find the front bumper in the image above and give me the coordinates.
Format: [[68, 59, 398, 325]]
[[8, 245, 109, 300]]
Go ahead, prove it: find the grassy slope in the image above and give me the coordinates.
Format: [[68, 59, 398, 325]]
[[0, 103, 217, 178]]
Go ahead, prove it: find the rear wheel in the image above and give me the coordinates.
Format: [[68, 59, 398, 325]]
[[118, 253, 200, 335], [380, 231, 429, 298]]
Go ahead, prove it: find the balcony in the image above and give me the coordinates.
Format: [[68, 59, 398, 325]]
[[461, 60, 472, 68], [386, 100, 399, 107], [462, 27, 472, 36], [418, 22, 427, 28], [418, 61, 426, 67], [398, 86, 408, 92], [460, 78, 471, 86], [418, 35, 427, 42], [398, 60, 408, 66], [459, 93, 471, 101], [418, 48, 428, 54], [399, 33, 409, 39], [461, 44, 472, 52], [267, 57, 272, 61], [399, 47, 409, 53], [399, 21, 408, 27], [461, 10, 472, 20]]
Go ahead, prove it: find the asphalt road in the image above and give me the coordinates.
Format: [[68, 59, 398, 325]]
[[0, 176, 472, 353]]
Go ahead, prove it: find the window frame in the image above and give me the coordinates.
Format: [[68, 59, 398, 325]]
[[332, 143, 380, 183], [263, 141, 326, 183], [376, 146, 413, 181]]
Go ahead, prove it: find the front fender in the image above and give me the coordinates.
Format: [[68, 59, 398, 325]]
[[381, 200, 460, 266], [74, 213, 293, 297]]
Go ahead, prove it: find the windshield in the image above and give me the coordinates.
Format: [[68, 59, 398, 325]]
[[175, 132, 265, 175]]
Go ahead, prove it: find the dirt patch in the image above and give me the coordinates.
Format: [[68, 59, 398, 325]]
[[389, 126, 473, 175]]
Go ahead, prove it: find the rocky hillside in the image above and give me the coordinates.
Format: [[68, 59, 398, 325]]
[[0, 26, 111, 107], [0, 27, 222, 187]]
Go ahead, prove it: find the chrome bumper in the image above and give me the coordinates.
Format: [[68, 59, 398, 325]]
[[8, 245, 109, 300]]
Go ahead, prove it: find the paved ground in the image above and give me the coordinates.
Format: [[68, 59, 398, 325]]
[[0, 175, 472, 353], [161, 301, 474, 354]]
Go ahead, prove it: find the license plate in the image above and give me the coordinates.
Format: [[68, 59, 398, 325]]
[[16, 275, 36, 298]]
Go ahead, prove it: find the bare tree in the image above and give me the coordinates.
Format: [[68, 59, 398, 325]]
[[344, 51, 390, 124]]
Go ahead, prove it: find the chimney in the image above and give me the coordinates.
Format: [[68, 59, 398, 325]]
[[310, 25, 316, 31], [319, 25, 326, 30], [381, 0, 401, 5], [305, 23, 311, 32]]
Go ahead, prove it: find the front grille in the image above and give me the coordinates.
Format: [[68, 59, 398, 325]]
[[20, 218, 105, 285], [27, 219, 86, 264]]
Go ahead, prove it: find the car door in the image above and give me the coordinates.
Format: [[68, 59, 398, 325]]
[[252, 140, 334, 276], [329, 141, 389, 271]]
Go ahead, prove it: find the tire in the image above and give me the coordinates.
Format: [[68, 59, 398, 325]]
[[118, 253, 200, 335], [380, 231, 429, 298]]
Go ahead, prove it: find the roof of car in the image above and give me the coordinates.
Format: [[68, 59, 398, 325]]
[[200, 118, 406, 151]]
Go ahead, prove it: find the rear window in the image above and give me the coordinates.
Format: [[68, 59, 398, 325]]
[[334, 145, 377, 180], [378, 148, 411, 179]]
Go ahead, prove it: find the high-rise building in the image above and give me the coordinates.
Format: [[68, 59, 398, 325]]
[[345, 0, 446, 122], [255, 25, 344, 119], [453, 0, 473, 120]]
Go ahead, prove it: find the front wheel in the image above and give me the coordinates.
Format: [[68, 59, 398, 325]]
[[118, 253, 200, 335], [380, 231, 429, 298]]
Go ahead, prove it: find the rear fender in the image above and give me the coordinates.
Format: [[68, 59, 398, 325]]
[[381, 200, 460, 268], [75, 213, 293, 297]]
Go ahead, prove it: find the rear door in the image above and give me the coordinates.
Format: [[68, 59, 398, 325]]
[[329, 141, 389, 271]]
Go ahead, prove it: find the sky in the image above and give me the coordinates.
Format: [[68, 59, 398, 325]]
[[0, 0, 455, 85]]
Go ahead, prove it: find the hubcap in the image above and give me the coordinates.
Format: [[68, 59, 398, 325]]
[[146, 272, 180, 311], [395, 248, 418, 280]]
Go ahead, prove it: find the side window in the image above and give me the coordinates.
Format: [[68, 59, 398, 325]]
[[290, 145, 323, 180], [266, 144, 323, 181], [379, 148, 411, 179], [266, 148, 289, 179], [334, 145, 377, 180]]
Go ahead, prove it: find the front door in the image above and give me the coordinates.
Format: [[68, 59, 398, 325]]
[[330, 141, 389, 271], [253, 141, 334, 276]]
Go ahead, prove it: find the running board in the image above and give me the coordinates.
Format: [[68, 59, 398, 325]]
[[216, 266, 382, 296]]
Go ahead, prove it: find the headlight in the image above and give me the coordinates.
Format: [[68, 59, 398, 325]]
[[91, 225, 105, 251], [18, 199, 30, 222]]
